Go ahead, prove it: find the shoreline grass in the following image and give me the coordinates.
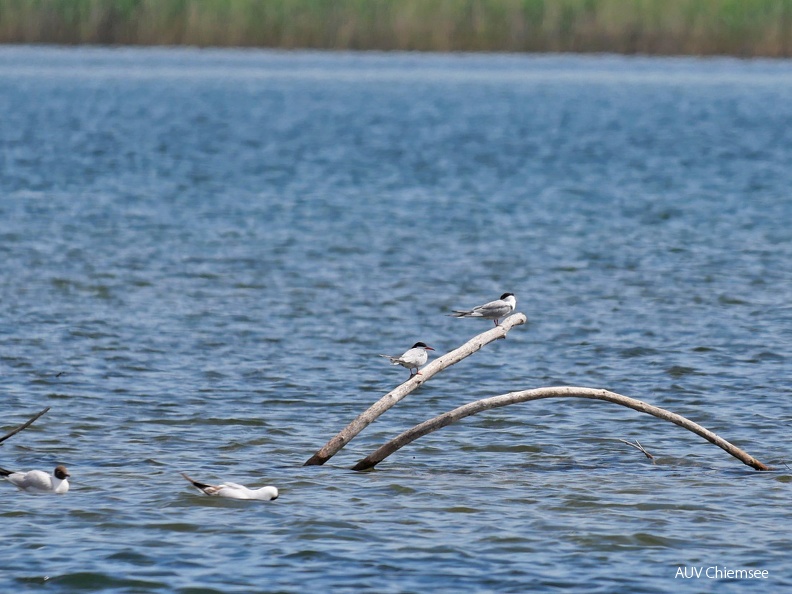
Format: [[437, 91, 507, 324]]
[[0, 0, 790, 57]]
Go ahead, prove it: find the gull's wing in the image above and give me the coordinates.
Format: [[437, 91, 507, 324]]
[[10, 470, 52, 491], [223, 482, 247, 490], [181, 472, 221, 495]]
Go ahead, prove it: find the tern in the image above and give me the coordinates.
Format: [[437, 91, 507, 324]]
[[380, 342, 435, 377], [0, 465, 70, 494], [181, 473, 279, 501], [450, 293, 516, 326]]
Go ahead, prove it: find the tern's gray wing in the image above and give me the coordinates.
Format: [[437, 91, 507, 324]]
[[452, 299, 506, 318], [398, 348, 425, 366], [472, 299, 510, 316]]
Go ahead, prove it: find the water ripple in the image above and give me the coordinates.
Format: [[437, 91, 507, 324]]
[[1, 47, 791, 593]]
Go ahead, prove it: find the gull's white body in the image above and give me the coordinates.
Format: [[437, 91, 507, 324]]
[[380, 342, 435, 376], [0, 465, 70, 494], [181, 473, 278, 501], [450, 293, 516, 325]]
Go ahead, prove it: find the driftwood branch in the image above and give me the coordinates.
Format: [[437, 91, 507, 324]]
[[351, 387, 770, 472], [304, 313, 527, 466], [618, 438, 655, 462], [0, 407, 51, 445]]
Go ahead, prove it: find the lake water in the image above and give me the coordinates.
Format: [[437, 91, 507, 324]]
[[1, 46, 791, 593]]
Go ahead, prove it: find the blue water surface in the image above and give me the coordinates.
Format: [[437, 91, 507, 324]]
[[1, 46, 791, 593]]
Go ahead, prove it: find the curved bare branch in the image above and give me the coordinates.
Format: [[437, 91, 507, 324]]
[[351, 387, 770, 471]]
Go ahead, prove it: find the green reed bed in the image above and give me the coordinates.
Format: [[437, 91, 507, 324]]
[[1, 0, 791, 56]]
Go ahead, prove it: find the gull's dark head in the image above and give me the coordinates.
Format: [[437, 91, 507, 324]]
[[54, 466, 70, 480]]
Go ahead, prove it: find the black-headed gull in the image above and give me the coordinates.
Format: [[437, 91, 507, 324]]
[[0, 465, 70, 494], [181, 473, 279, 501], [379, 342, 435, 377], [450, 293, 516, 326]]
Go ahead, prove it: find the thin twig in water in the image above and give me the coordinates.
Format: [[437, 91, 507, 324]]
[[618, 438, 655, 462], [0, 407, 51, 445]]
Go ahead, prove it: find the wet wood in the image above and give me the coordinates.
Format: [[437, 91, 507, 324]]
[[351, 387, 770, 471], [618, 439, 655, 462], [303, 313, 527, 466]]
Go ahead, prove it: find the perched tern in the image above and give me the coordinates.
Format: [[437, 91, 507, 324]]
[[181, 473, 279, 501], [0, 465, 70, 494], [380, 342, 435, 377], [450, 293, 516, 326]]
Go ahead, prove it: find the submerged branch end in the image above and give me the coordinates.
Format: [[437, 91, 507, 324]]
[[618, 438, 655, 462]]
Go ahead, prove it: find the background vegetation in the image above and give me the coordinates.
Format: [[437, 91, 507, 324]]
[[1, 0, 791, 56]]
